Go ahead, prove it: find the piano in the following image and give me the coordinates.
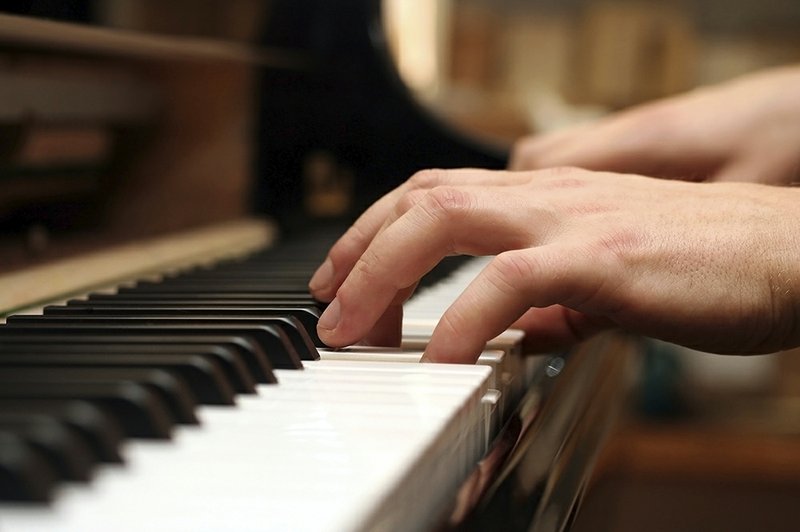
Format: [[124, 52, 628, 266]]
[[0, 2, 633, 530]]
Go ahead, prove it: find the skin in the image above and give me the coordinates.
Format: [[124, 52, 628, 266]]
[[510, 66, 800, 185], [308, 67, 800, 364]]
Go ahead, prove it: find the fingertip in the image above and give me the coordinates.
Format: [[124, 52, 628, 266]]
[[422, 342, 481, 364], [308, 258, 335, 300], [317, 297, 342, 344]]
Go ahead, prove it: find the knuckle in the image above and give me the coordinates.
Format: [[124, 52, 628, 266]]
[[438, 304, 470, 338], [488, 251, 537, 295], [531, 167, 592, 192], [540, 165, 584, 180], [353, 248, 382, 282], [341, 256, 383, 303], [593, 226, 642, 265], [421, 186, 473, 222], [395, 189, 428, 216], [351, 245, 404, 292], [408, 168, 448, 190], [329, 223, 369, 265]]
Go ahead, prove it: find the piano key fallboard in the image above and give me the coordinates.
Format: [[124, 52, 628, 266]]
[[0, 222, 550, 532]]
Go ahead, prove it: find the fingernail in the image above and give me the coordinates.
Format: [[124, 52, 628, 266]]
[[308, 258, 334, 292], [317, 297, 341, 331], [419, 353, 432, 363]]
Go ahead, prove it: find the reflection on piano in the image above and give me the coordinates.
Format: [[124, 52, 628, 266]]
[[0, 2, 632, 531]]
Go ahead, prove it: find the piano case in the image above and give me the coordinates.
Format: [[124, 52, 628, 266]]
[[0, 2, 632, 531]]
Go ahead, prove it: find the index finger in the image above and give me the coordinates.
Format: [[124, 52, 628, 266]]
[[308, 169, 531, 302], [316, 183, 539, 347]]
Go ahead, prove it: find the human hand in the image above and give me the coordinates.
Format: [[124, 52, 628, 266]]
[[308, 169, 533, 346], [310, 167, 800, 363], [511, 66, 800, 186]]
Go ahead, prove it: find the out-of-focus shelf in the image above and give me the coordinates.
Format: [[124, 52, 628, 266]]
[[0, 12, 305, 67], [573, 402, 800, 532]]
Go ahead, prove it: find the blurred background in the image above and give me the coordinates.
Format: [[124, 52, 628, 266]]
[[11, 0, 800, 139], [1, 1, 799, 530], [383, 0, 800, 142]]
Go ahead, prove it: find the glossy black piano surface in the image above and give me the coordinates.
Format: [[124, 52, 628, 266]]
[[254, 0, 507, 229]]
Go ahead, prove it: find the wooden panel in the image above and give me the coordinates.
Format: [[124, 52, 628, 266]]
[[0, 218, 275, 317], [573, 419, 800, 532], [102, 60, 256, 237], [0, 9, 287, 273]]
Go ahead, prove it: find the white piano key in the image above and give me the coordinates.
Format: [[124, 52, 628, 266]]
[[318, 347, 505, 387], [318, 347, 509, 440], [0, 361, 492, 532], [0, 255, 534, 532], [402, 255, 538, 404]]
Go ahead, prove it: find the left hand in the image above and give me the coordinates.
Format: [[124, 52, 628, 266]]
[[510, 66, 800, 186]]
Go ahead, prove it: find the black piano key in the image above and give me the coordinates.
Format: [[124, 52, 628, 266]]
[[0, 341, 255, 395], [3, 320, 304, 370], [142, 271, 312, 282], [43, 306, 323, 354], [166, 267, 316, 279], [168, 275, 313, 284], [0, 229, 348, 507], [0, 415, 95, 483], [0, 354, 236, 406], [0, 379, 173, 439], [0, 368, 198, 427], [120, 283, 311, 294], [0, 400, 123, 464], [71, 297, 327, 313], [0, 431, 57, 502], [88, 290, 320, 305], [89, 292, 319, 302], [0, 332, 271, 386]]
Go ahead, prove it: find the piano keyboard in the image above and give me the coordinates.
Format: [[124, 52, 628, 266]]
[[0, 226, 531, 531]]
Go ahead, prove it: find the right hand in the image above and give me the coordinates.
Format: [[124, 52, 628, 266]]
[[510, 66, 800, 186], [311, 167, 800, 363]]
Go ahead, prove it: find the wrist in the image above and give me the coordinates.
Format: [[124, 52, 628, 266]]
[[766, 187, 800, 351]]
